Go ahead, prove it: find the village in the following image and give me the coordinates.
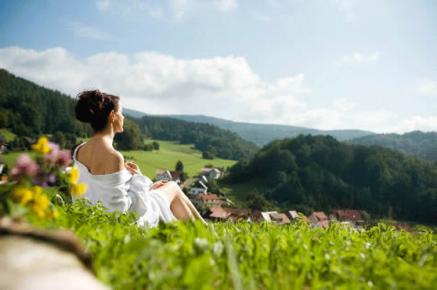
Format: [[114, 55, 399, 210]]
[[155, 165, 370, 229]]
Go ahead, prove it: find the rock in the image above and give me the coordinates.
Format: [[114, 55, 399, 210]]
[[0, 218, 109, 290]]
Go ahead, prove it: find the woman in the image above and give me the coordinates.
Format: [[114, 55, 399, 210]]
[[73, 90, 207, 227]]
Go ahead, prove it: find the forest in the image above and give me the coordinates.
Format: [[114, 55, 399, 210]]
[[227, 135, 437, 223]]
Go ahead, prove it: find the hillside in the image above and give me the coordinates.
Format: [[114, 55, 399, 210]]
[[0, 69, 257, 160], [226, 135, 437, 223], [350, 131, 437, 161]]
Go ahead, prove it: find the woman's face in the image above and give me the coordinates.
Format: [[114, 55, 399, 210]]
[[112, 102, 125, 133]]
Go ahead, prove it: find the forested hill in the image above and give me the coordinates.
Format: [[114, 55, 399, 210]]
[[350, 131, 437, 161], [168, 114, 374, 145], [0, 69, 258, 160], [227, 135, 437, 223], [0, 69, 88, 137], [123, 109, 374, 145]]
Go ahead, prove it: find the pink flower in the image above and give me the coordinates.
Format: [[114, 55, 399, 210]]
[[11, 154, 39, 177], [57, 150, 72, 167], [43, 142, 60, 165]]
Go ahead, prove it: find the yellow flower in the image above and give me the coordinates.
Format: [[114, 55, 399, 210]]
[[32, 136, 51, 154], [11, 187, 33, 205], [69, 166, 80, 184], [31, 188, 50, 218], [71, 183, 87, 197], [48, 209, 60, 219]]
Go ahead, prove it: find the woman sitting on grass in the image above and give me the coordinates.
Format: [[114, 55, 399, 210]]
[[73, 90, 207, 227]]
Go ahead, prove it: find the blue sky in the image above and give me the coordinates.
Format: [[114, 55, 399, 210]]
[[0, 0, 436, 132]]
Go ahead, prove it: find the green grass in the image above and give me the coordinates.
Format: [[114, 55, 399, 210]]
[[220, 179, 270, 208], [120, 140, 236, 178], [0, 128, 16, 142], [29, 200, 437, 290]]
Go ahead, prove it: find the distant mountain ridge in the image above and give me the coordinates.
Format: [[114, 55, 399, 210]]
[[123, 109, 374, 145], [350, 131, 437, 161]]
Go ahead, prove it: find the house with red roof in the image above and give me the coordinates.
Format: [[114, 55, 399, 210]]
[[308, 211, 329, 228]]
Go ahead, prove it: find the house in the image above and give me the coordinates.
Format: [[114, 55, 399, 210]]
[[155, 169, 181, 184], [287, 210, 299, 220], [209, 207, 251, 222], [0, 144, 7, 154], [332, 209, 365, 225], [308, 211, 329, 228], [200, 167, 222, 181], [258, 211, 290, 224], [155, 169, 172, 182], [197, 193, 227, 207], [189, 180, 208, 196]]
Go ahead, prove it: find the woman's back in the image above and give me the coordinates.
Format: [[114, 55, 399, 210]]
[[75, 139, 124, 175]]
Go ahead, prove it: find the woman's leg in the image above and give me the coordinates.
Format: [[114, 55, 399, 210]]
[[158, 181, 207, 225]]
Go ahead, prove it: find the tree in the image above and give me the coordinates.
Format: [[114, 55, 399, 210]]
[[175, 160, 184, 172], [202, 151, 214, 160], [246, 192, 268, 211], [114, 119, 145, 150], [152, 141, 160, 150]]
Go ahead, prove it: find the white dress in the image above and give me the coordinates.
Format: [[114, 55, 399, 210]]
[[71, 142, 177, 228]]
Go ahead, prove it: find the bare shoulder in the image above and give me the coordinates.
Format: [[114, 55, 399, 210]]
[[107, 151, 125, 173]]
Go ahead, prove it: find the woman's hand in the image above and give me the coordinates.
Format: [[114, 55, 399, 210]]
[[125, 161, 141, 175], [150, 180, 168, 190]]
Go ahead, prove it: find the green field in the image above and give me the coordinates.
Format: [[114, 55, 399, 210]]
[[28, 200, 437, 290], [0, 128, 16, 142], [1, 139, 237, 179], [120, 140, 236, 178]]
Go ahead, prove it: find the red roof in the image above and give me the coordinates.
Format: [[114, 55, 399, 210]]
[[209, 207, 231, 219], [311, 211, 328, 221], [270, 212, 290, 224], [332, 209, 364, 221], [209, 207, 250, 219]]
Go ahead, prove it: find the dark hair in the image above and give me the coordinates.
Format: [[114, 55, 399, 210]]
[[75, 90, 120, 132]]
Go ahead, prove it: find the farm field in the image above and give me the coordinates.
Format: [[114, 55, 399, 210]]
[[29, 200, 437, 290]]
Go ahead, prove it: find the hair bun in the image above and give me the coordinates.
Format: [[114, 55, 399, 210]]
[[75, 91, 97, 122], [74, 90, 120, 131]]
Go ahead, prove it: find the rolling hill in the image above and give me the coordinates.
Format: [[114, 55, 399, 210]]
[[123, 108, 374, 146]]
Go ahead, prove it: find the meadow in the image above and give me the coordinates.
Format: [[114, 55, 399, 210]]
[[29, 200, 437, 290], [119, 140, 237, 178]]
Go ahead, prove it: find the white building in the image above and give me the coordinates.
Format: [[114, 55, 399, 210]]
[[155, 169, 172, 182], [189, 181, 208, 196]]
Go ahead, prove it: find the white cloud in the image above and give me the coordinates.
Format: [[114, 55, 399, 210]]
[[418, 80, 437, 97], [68, 22, 114, 41], [390, 115, 437, 133], [340, 52, 380, 65], [0, 46, 434, 133]]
